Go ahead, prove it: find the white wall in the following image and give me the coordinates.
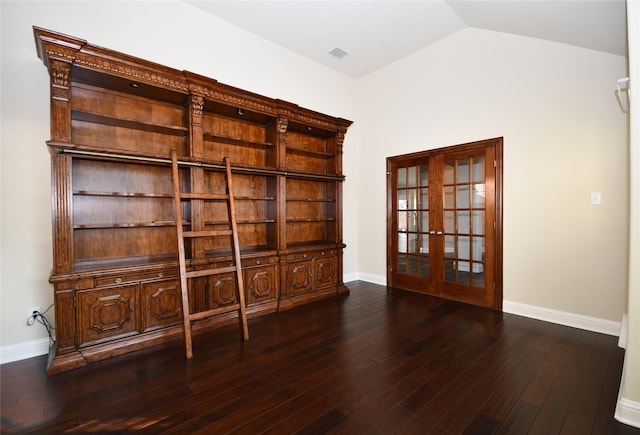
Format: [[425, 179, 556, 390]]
[[355, 28, 629, 322], [0, 1, 357, 358], [616, 0, 639, 426]]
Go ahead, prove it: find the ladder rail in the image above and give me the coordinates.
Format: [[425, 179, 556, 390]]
[[224, 156, 250, 341], [171, 150, 194, 359]]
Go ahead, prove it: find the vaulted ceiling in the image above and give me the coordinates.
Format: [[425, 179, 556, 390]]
[[186, 0, 628, 78]]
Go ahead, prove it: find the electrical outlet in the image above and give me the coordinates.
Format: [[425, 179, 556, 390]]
[[28, 306, 41, 319]]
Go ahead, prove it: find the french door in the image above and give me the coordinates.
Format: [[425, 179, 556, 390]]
[[387, 138, 503, 309]]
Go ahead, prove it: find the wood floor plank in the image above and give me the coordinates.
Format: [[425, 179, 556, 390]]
[[494, 400, 539, 435], [1, 281, 638, 435]]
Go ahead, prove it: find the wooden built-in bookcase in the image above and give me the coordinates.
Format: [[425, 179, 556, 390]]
[[34, 27, 352, 374]]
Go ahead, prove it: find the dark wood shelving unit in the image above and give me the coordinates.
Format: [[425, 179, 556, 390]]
[[35, 26, 351, 374]]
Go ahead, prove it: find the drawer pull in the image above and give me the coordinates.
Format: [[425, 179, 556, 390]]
[[115, 278, 122, 284]]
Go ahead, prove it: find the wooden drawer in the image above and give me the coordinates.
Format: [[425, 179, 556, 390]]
[[203, 256, 275, 271], [286, 249, 336, 262], [95, 270, 172, 287], [243, 256, 277, 267], [287, 252, 312, 261]]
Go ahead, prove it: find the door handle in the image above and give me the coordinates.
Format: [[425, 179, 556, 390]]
[[429, 230, 436, 235], [436, 231, 443, 236]]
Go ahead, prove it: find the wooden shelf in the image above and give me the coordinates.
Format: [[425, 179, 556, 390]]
[[200, 245, 277, 260], [74, 221, 186, 229], [204, 133, 275, 150], [284, 170, 343, 181], [286, 218, 335, 223], [72, 111, 188, 136], [287, 198, 335, 203], [234, 196, 276, 201], [72, 254, 178, 272], [284, 241, 340, 251], [286, 146, 334, 159], [74, 190, 173, 198], [205, 219, 276, 225]]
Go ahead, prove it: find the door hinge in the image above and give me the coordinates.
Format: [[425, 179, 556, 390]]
[[493, 159, 497, 168]]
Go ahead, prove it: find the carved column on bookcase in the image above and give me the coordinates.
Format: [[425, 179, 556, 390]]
[[277, 116, 288, 251], [335, 129, 349, 295], [276, 116, 288, 169], [49, 151, 82, 367], [48, 59, 72, 142], [277, 116, 293, 310], [189, 94, 204, 157], [51, 151, 73, 274], [189, 94, 206, 260]]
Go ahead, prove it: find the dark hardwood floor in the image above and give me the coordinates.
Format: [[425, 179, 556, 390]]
[[2, 281, 639, 434]]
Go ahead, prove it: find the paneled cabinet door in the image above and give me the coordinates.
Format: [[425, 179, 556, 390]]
[[286, 259, 314, 296], [245, 265, 277, 306], [205, 272, 239, 309], [314, 255, 337, 290], [141, 279, 182, 332], [77, 284, 137, 347]]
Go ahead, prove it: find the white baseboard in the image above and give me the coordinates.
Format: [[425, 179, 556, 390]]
[[0, 338, 50, 365], [503, 300, 621, 337], [616, 362, 640, 428], [348, 275, 622, 337], [343, 272, 360, 283], [345, 272, 386, 285], [616, 396, 640, 428], [618, 313, 628, 348]]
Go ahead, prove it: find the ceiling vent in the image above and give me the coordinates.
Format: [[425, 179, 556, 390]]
[[329, 47, 349, 59]]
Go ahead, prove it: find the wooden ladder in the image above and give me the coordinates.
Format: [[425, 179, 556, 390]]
[[171, 150, 249, 359]]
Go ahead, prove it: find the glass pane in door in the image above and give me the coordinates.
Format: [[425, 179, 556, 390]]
[[397, 164, 429, 278], [443, 156, 486, 288]]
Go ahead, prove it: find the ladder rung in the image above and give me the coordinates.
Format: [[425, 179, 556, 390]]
[[183, 230, 232, 238], [189, 304, 241, 322], [180, 193, 229, 200], [185, 266, 237, 278]]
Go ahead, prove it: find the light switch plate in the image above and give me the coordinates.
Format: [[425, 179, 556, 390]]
[[590, 191, 601, 205]]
